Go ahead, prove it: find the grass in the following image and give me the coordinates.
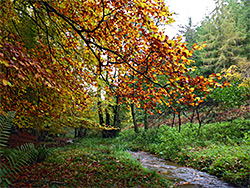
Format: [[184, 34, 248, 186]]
[[176, 144, 250, 186], [116, 118, 250, 187], [9, 118, 250, 187], [12, 138, 172, 187]]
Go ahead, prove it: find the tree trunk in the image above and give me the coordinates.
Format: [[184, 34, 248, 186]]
[[131, 103, 139, 133], [75, 127, 87, 138], [78, 127, 87, 137], [103, 96, 120, 138], [178, 111, 181, 133], [98, 101, 104, 126], [113, 96, 120, 128], [106, 107, 110, 126], [144, 108, 148, 131], [74, 128, 78, 138]]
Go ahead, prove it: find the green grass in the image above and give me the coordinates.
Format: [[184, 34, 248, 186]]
[[116, 118, 250, 187], [176, 144, 250, 186], [12, 138, 172, 187], [10, 119, 250, 187]]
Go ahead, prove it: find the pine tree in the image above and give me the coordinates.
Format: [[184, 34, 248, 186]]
[[178, 17, 198, 50], [195, 0, 246, 76], [236, 0, 250, 60]]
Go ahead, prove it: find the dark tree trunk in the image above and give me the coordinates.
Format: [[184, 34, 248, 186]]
[[98, 101, 104, 126], [74, 128, 78, 138], [103, 96, 120, 138], [75, 127, 87, 138], [106, 108, 110, 126], [78, 127, 87, 137], [144, 108, 148, 131], [113, 96, 120, 128], [131, 103, 139, 133], [178, 111, 181, 133]]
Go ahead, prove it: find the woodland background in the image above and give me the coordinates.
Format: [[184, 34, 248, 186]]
[[0, 0, 249, 187]]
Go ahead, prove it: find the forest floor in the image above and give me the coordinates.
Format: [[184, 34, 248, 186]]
[[9, 138, 172, 188], [4, 103, 250, 187]]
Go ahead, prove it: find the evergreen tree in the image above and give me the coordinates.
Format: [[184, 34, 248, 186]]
[[236, 0, 250, 60], [195, 0, 247, 76], [178, 17, 198, 50]]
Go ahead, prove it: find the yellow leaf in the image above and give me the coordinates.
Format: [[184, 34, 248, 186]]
[[196, 97, 201, 101], [46, 69, 52, 74], [0, 60, 9, 67], [2, 79, 12, 86]]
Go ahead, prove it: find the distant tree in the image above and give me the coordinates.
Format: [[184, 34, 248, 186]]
[[235, 0, 250, 60], [178, 17, 198, 50], [195, 0, 246, 77]]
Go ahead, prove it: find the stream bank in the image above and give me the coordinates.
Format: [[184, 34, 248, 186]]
[[129, 151, 237, 188]]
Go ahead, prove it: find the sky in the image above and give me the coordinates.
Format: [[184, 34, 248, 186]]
[[163, 0, 216, 38]]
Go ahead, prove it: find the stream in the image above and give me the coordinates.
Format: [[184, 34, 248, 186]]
[[129, 151, 237, 188]]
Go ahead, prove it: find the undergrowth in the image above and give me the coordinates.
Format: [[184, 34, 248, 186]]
[[8, 118, 250, 187], [117, 118, 250, 187], [12, 138, 171, 187]]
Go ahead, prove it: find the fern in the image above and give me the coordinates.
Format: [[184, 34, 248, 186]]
[[0, 112, 38, 188], [0, 111, 15, 153]]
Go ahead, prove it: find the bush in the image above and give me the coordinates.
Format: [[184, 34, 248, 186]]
[[207, 83, 249, 108], [153, 126, 186, 159], [117, 118, 250, 187], [176, 144, 250, 187]]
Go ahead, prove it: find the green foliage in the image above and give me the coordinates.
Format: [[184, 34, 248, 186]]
[[0, 111, 15, 152], [197, 119, 250, 143], [0, 112, 50, 187], [117, 118, 250, 187], [12, 138, 171, 187], [176, 144, 250, 187], [207, 83, 249, 108], [35, 144, 51, 163], [242, 131, 250, 145], [118, 127, 161, 151], [178, 17, 198, 51], [1, 143, 38, 186], [153, 126, 186, 159], [235, 0, 250, 60], [193, 0, 249, 76]]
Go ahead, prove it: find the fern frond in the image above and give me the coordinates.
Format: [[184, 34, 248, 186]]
[[0, 111, 16, 155], [0, 111, 48, 188], [1, 143, 38, 188]]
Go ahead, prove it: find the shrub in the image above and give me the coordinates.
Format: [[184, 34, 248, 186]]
[[0, 112, 49, 187]]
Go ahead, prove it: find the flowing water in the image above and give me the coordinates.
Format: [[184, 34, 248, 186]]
[[129, 151, 238, 188]]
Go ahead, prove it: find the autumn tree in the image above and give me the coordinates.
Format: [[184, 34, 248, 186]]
[[1, 0, 229, 135], [1, 0, 97, 136]]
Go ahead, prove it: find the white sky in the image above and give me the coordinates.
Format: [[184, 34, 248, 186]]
[[163, 0, 216, 38]]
